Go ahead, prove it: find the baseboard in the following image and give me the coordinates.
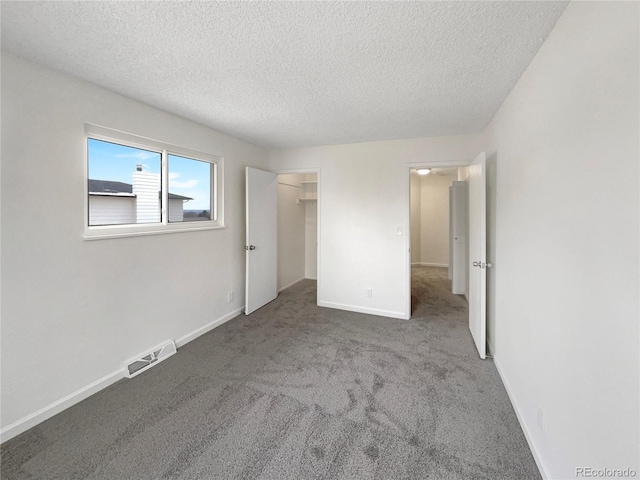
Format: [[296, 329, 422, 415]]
[[305, 276, 317, 281], [1, 307, 243, 445], [487, 339, 495, 358], [411, 262, 449, 268], [493, 356, 549, 480], [318, 300, 408, 320], [0, 368, 125, 444], [175, 307, 242, 347], [278, 277, 305, 293]]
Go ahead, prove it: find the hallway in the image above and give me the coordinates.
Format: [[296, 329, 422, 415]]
[[411, 265, 469, 322]]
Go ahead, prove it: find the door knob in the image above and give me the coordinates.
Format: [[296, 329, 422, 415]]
[[245, 245, 256, 251]]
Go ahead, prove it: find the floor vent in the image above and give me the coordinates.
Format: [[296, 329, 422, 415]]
[[125, 340, 177, 378]]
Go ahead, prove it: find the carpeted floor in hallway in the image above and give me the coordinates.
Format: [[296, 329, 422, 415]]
[[1, 266, 540, 479]]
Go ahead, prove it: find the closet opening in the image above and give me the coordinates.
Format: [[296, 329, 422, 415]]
[[276, 171, 319, 296]]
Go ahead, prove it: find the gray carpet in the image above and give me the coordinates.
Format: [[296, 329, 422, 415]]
[[1, 266, 540, 479]]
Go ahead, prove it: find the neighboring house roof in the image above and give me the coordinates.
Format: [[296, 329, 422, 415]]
[[88, 179, 192, 200], [167, 192, 193, 201], [89, 179, 133, 194]]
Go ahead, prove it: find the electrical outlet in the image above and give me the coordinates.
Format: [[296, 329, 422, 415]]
[[227, 291, 234, 303], [366, 288, 373, 298]]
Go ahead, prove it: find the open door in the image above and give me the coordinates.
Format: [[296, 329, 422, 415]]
[[468, 152, 488, 358], [245, 167, 278, 315]]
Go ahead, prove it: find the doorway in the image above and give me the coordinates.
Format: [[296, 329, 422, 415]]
[[409, 167, 467, 313], [406, 153, 487, 359], [245, 167, 319, 315], [276, 171, 319, 294]]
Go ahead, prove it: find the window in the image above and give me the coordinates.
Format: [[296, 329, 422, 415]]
[[85, 125, 223, 239], [88, 139, 162, 226], [168, 154, 212, 223]]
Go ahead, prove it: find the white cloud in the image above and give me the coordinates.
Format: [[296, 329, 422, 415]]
[[115, 151, 156, 161], [169, 171, 198, 189], [170, 179, 198, 188]]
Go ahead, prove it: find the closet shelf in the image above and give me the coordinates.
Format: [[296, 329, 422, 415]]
[[297, 179, 317, 204]]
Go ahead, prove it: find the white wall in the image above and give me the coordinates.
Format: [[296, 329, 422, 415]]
[[0, 53, 269, 439], [269, 135, 484, 319], [277, 173, 306, 290], [419, 174, 456, 266], [485, 2, 639, 478]]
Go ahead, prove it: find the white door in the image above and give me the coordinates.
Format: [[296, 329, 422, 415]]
[[468, 152, 487, 358], [245, 167, 278, 315]]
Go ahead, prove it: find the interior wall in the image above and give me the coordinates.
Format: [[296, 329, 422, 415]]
[[277, 174, 306, 290], [485, 2, 639, 477], [419, 174, 456, 266], [0, 53, 270, 438], [269, 135, 484, 319]]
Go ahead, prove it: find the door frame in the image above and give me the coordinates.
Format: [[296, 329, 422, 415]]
[[275, 167, 321, 305], [404, 160, 473, 319]]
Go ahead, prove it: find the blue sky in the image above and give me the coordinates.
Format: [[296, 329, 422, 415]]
[[88, 139, 211, 210]]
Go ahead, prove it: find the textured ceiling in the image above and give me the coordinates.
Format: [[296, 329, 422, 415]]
[[1, 1, 568, 148]]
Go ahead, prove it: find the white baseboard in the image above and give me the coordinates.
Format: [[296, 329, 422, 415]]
[[411, 262, 449, 268], [318, 300, 408, 320], [278, 277, 305, 293], [0, 368, 125, 444], [493, 356, 549, 480], [305, 276, 317, 281], [175, 307, 242, 347], [1, 307, 243, 445]]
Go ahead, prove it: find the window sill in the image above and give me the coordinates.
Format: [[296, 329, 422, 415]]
[[83, 223, 226, 241]]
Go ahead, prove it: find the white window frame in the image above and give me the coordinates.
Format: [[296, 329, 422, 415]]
[[84, 124, 224, 240]]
